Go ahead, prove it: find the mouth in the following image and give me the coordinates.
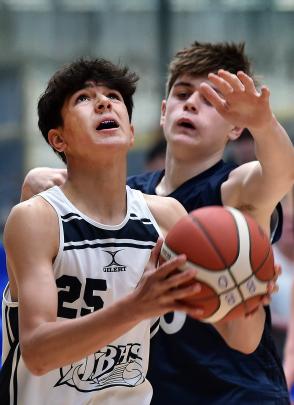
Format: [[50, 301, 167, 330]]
[[96, 119, 119, 131], [177, 119, 195, 130]]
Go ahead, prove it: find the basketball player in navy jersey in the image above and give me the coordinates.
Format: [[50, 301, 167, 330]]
[[0, 58, 207, 405], [20, 42, 294, 403]]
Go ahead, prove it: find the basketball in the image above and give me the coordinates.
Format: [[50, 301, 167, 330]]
[[160, 206, 275, 323]]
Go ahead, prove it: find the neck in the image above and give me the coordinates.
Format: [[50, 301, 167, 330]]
[[156, 149, 222, 196], [62, 159, 127, 225]]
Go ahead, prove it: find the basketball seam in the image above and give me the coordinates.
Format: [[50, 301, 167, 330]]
[[190, 214, 239, 270]]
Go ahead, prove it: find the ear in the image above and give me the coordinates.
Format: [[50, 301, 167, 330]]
[[129, 124, 135, 148], [48, 128, 67, 153], [228, 126, 244, 141], [160, 100, 167, 127]]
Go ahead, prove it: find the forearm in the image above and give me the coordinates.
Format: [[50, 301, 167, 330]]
[[214, 306, 265, 354], [20, 167, 67, 202], [21, 294, 139, 376], [250, 116, 294, 182]]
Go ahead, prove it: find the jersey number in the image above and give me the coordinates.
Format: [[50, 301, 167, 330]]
[[56, 275, 107, 319]]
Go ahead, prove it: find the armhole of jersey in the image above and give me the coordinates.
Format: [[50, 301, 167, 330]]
[[132, 188, 164, 239], [270, 203, 282, 244], [37, 194, 64, 269]]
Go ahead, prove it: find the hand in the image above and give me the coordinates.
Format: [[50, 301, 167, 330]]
[[261, 263, 281, 306], [21, 167, 68, 201], [241, 263, 281, 320], [131, 239, 203, 320], [199, 69, 274, 132]]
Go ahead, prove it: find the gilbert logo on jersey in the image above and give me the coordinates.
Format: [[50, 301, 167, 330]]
[[103, 250, 127, 272]]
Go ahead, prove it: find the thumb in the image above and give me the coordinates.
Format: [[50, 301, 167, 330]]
[[146, 238, 163, 271]]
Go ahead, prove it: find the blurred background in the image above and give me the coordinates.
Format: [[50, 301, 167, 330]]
[[1, 0, 294, 229], [0, 0, 294, 363]]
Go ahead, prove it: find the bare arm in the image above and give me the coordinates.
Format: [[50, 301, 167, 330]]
[[21, 167, 67, 201], [200, 70, 294, 222], [199, 70, 293, 352], [4, 198, 201, 376]]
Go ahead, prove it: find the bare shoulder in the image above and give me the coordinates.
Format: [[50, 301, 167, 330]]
[[143, 194, 187, 236], [4, 195, 59, 300], [4, 195, 59, 259], [6, 195, 57, 230]]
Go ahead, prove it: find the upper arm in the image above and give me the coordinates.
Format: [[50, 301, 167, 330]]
[[221, 161, 288, 235], [145, 195, 187, 237], [4, 199, 59, 345], [222, 160, 293, 214]]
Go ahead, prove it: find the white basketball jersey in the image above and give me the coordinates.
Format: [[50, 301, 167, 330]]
[[1, 185, 161, 405]]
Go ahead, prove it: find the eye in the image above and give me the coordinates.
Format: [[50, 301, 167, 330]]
[[107, 92, 121, 101], [175, 91, 190, 100], [75, 94, 90, 103]]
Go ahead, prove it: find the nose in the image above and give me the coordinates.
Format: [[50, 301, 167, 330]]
[[95, 94, 111, 113], [184, 92, 200, 113]]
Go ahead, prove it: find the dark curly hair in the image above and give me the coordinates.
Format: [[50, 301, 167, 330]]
[[38, 58, 139, 163]]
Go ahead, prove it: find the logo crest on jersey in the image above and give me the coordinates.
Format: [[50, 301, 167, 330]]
[[103, 250, 127, 272], [55, 343, 144, 392]]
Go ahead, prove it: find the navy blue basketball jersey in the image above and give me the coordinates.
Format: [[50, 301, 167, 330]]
[[128, 160, 289, 404]]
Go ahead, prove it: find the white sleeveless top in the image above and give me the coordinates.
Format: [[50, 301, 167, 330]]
[[1, 185, 161, 405]]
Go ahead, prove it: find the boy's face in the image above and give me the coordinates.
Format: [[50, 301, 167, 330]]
[[49, 82, 134, 161], [161, 74, 237, 160]]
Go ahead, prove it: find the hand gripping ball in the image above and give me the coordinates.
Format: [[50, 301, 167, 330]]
[[160, 206, 275, 323]]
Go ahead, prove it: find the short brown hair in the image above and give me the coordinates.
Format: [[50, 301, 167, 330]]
[[166, 41, 253, 96]]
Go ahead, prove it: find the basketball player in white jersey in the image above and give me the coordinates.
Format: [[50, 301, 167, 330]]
[[0, 58, 204, 405]]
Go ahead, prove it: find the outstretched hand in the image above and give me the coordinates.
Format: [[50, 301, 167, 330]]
[[199, 69, 274, 132]]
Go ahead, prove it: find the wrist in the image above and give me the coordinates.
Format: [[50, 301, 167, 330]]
[[247, 113, 278, 136]]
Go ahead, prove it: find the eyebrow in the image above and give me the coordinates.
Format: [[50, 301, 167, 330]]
[[174, 81, 221, 95], [174, 81, 193, 89]]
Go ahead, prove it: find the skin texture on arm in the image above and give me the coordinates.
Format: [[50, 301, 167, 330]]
[[4, 196, 202, 376]]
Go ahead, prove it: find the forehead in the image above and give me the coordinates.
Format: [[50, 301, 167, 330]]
[[172, 74, 210, 89], [78, 80, 121, 93]]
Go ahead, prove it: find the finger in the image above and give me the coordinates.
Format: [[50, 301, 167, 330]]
[[207, 72, 234, 95], [274, 263, 282, 277], [177, 305, 204, 319], [167, 280, 201, 300], [156, 254, 187, 280], [262, 295, 271, 306], [161, 268, 199, 291], [267, 281, 279, 294], [217, 70, 245, 92], [236, 71, 257, 93], [199, 83, 226, 111], [147, 238, 164, 270], [260, 86, 270, 102]]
